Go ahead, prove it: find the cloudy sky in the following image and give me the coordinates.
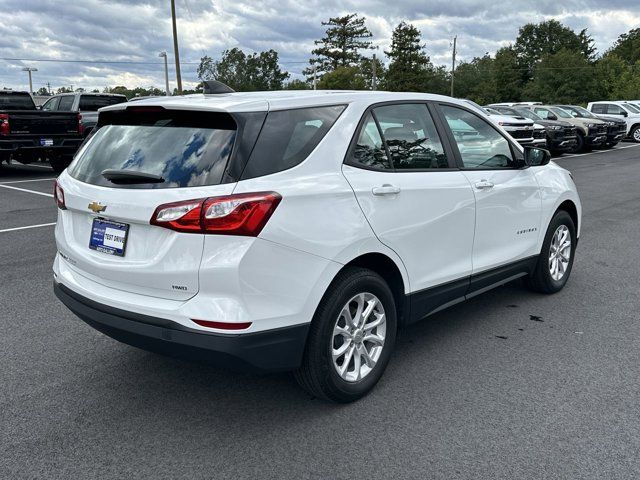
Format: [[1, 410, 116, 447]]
[[1, 0, 639, 92]]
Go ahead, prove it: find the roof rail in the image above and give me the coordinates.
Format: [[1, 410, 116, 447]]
[[202, 80, 235, 95]]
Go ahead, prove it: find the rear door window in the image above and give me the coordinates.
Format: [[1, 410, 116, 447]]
[[42, 97, 60, 111], [57, 95, 75, 111], [79, 95, 127, 111], [240, 105, 345, 180], [591, 104, 606, 114], [68, 110, 237, 189]]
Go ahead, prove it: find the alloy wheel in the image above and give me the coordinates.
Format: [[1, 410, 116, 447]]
[[331, 292, 386, 383], [548, 224, 571, 281]]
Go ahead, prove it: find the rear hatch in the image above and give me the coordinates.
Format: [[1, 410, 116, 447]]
[[56, 107, 240, 301]]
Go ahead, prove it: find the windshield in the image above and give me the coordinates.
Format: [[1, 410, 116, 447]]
[[68, 111, 236, 189], [0, 92, 36, 110], [514, 109, 541, 121], [550, 107, 572, 119], [624, 103, 640, 113], [564, 106, 593, 118]]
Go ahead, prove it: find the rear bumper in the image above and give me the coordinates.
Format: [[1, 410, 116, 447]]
[[0, 137, 82, 156], [54, 281, 310, 373]]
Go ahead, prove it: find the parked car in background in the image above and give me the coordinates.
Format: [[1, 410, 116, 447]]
[[556, 105, 626, 148], [485, 107, 547, 149], [527, 105, 607, 152], [0, 90, 84, 172], [463, 100, 538, 147], [53, 90, 581, 402], [42, 92, 127, 137], [490, 105, 577, 154], [586, 101, 640, 143]]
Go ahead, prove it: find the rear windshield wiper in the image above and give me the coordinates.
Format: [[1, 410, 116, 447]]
[[101, 169, 165, 184]]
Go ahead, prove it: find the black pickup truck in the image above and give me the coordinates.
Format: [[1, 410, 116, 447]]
[[0, 90, 84, 172]]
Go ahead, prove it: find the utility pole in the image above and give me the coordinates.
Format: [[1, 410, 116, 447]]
[[22, 67, 38, 94], [170, 0, 183, 94], [312, 64, 317, 90], [372, 53, 377, 91], [450, 36, 457, 97], [158, 51, 171, 96]]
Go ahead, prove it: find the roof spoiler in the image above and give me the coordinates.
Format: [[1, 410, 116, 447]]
[[202, 80, 235, 95]]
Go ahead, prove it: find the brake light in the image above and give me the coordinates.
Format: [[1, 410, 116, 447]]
[[77, 114, 84, 135], [191, 319, 252, 330], [0, 113, 9, 135], [150, 192, 281, 236], [53, 180, 66, 210]]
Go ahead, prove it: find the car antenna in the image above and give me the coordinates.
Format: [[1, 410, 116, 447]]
[[202, 80, 235, 95]]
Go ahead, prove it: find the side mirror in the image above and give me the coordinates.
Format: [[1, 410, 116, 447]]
[[547, 113, 558, 120], [524, 146, 551, 166], [622, 111, 628, 117]]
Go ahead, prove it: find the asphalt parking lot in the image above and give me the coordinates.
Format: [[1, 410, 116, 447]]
[[1, 144, 640, 480]]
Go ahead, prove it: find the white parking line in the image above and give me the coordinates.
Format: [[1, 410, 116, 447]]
[[21, 163, 52, 169], [0, 184, 54, 197], [0, 222, 56, 234], [0, 178, 57, 185], [560, 143, 640, 160]]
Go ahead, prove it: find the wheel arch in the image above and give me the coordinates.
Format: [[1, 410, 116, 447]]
[[555, 199, 579, 235], [341, 252, 409, 326]]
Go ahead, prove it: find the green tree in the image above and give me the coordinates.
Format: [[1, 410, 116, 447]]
[[197, 48, 289, 91], [606, 28, 640, 64], [514, 20, 595, 77], [284, 79, 309, 90], [594, 54, 629, 99], [494, 46, 525, 101], [452, 54, 497, 104], [56, 86, 73, 94], [317, 66, 366, 90], [305, 13, 374, 81], [384, 22, 431, 92], [35, 87, 50, 96], [524, 48, 598, 104]]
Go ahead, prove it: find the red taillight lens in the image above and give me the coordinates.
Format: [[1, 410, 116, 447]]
[[77, 114, 85, 135], [191, 319, 252, 330], [0, 113, 9, 135], [53, 180, 66, 210], [150, 192, 281, 236]]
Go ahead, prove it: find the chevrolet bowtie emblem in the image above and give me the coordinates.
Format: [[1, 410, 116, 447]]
[[88, 202, 107, 213]]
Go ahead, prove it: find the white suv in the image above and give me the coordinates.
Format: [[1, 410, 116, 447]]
[[587, 101, 640, 142], [53, 90, 581, 402]]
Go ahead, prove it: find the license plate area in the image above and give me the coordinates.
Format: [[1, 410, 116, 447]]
[[89, 218, 129, 257], [40, 138, 53, 147]]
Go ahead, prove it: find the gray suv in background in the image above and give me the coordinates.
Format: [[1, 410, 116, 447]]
[[42, 93, 127, 137]]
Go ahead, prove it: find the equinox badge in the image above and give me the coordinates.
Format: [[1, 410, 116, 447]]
[[88, 202, 107, 214]]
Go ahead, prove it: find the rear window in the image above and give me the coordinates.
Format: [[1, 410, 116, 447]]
[[79, 95, 127, 111], [240, 105, 346, 180], [0, 92, 35, 110], [68, 110, 236, 189]]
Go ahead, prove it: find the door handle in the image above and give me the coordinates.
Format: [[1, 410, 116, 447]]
[[372, 184, 401, 196], [474, 180, 494, 190]]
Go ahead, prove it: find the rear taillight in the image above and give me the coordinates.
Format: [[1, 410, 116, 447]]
[[0, 113, 9, 135], [150, 192, 281, 236], [53, 180, 66, 210], [77, 114, 85, 135]]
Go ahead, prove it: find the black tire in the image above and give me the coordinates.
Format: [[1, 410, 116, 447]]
[[630, 125, 640, 143], [571, 132, 585, 153], [49, 155, 70, 174], [527, 210, 576, 294], [294, 267, 397, 403]]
